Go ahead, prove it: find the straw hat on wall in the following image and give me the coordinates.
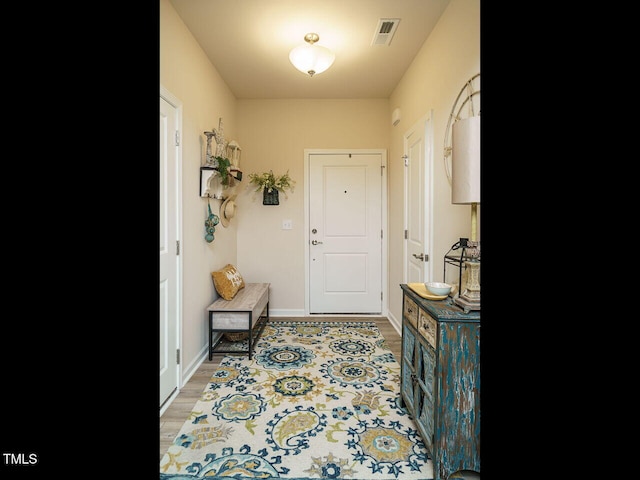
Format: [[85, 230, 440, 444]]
[[220, 194, 237, 227]]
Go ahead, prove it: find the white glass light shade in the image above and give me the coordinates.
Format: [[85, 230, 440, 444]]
[[289, 43, 335, 77], [451, 116, 481, 204]]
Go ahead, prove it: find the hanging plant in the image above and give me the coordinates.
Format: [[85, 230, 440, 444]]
[[247, 170, 296, 198]]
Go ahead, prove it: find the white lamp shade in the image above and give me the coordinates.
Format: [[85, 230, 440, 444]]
[[452, 116, 481, 204], [289, 44, 335, 76]]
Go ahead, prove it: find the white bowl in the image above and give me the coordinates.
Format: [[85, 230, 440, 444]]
[[425, 282, 452, 296]]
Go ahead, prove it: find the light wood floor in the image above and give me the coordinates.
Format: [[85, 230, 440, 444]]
[[159, 316, 401, 460]]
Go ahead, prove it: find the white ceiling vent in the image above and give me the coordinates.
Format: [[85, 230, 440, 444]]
[[371, 18, 400, 46]]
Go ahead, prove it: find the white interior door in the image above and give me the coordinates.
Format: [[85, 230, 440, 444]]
[[160, 92, 180, 409], [404, 112, 433, 284], [309, 153, 382, 313]]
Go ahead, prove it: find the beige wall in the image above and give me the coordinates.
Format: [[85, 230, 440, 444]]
[[387, 0, 480, 325], [160, 0, 480, 384], [161, 0, 239, 377], [234, 99, 389, 312]]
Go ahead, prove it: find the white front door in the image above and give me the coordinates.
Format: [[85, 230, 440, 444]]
[[160, 90, 181, 409], [308, 152, 383, 314], [404, 112, 433, 284]]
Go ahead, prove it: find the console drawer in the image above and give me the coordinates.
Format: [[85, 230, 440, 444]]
[[403, 295, 419, 329], [419, 310, 437, 348]]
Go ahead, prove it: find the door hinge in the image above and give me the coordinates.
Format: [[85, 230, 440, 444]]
[[381, 292, 383, 301], [175, 130, 180, 146], [404, 229, 408, 239], [176, 240, 180, 255], [402, 154, 409, 166], [424, 254, 429, 262], [381, 229, 383, 239], [381, 165, 385, 175], [176, 349, 180, 364]]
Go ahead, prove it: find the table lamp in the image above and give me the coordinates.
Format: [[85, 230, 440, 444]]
[[451, 115, 481, 312]]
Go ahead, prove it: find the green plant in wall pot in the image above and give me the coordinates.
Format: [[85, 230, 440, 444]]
[[248, 170, 295, 204], [214, 156, 233, 187]]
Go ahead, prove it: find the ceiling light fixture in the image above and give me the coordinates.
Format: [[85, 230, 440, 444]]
[[289, 33, 335, 77]]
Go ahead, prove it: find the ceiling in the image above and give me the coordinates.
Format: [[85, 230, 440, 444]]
[[168, 0, 451, 99]]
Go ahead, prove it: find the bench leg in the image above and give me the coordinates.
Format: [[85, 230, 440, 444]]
[[208, 314, 213, 361], [248, 312, 253, 360]]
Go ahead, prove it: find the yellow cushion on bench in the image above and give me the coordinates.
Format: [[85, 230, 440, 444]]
[[211, 264, 245, 300]]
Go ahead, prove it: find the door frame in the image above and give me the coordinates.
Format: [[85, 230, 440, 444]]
[[303, 149, 388, 316], [403, 112, 434, 283], [160, 85, 183, 416]]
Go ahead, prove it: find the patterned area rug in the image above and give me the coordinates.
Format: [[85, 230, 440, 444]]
[[160, 321, 433, 479]]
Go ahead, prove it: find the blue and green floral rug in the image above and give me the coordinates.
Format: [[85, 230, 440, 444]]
[[160, 321, 433, 479]]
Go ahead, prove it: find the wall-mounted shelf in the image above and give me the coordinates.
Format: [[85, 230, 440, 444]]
[[200, 166, 242, 199]]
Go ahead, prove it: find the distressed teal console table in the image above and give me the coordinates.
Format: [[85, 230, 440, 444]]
[[399, 284, 480, 480]]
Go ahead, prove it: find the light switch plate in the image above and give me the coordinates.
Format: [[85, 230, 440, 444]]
[[282, 219, 292, 230]]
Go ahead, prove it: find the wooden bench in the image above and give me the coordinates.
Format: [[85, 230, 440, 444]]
[[206, 282, 270, 360]]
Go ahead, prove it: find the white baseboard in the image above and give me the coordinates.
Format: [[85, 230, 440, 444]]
[[269, 309, 389, 318], [268, 308, 306, 317], [386, 310, 401, 336]]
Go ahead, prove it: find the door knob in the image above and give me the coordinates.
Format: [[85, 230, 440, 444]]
[[412, 253, 425, 260], [311, 240, 323, 245]]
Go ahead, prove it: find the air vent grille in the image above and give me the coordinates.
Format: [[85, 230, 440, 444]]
[[371, 18, 400, 46], [380, 21, 394, 34]]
